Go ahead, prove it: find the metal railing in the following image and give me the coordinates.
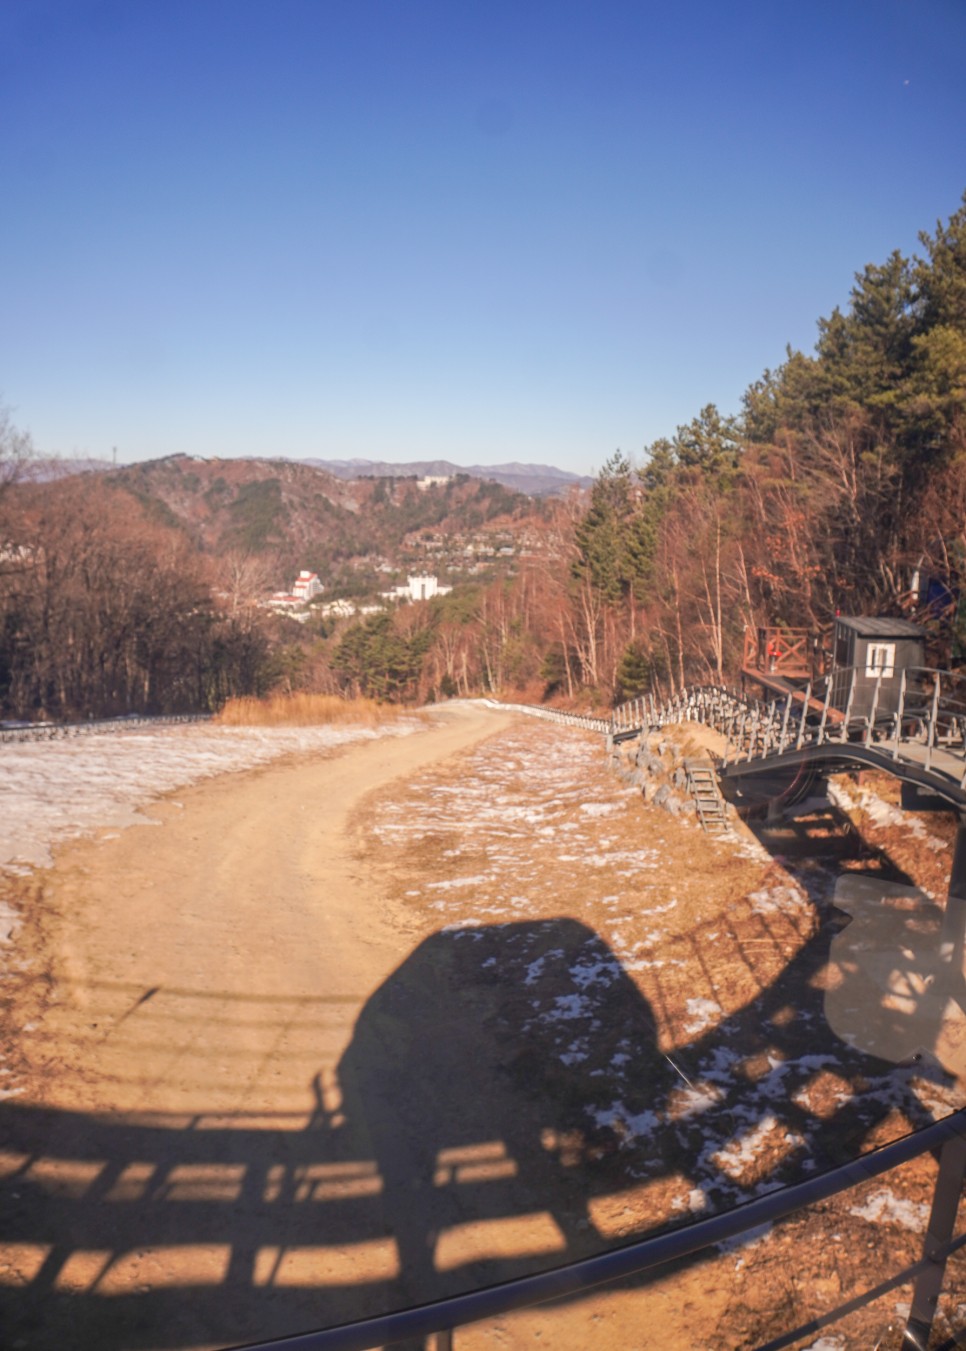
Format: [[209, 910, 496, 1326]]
[[610, 685, 748, 740], [236, 1108, 966, 1351], [482, 698, 611, 735], [611, 667, 966, 792], [0, 711, 213, 743]]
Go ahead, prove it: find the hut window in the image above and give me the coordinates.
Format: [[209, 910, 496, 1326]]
[[866, 643, 896, 678]]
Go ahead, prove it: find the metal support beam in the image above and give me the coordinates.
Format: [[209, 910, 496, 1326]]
[[894, 668, 907, 761], [942, 814, 966, 1021], [902, 1130, 966, 1349], [925, 674, 942, 773]]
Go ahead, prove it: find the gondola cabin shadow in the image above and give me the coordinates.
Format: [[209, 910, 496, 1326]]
[[334, 918, 668, 1319]]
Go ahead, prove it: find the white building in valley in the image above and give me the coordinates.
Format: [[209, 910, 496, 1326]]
[[407, 573, 447, 601], [292, 570, 324, 601], [263, 568, 325, 618], [319, 598, 357, 619], [381, 573, 452, 603]]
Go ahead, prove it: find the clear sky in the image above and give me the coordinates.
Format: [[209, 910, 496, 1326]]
[[1, 0, 964, 476]]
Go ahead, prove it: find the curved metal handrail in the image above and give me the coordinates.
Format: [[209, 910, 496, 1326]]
[[235, 1109, 966, 1351], [610, 665, 966, 796]]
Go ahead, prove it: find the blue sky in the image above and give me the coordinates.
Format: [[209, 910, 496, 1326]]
[[1, 0, 964, 476]]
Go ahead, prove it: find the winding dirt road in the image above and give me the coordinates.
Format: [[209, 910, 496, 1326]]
[[8, 706, 724, 1351], [4, 704, 961, 1351], [4, 705, 554, 1349]]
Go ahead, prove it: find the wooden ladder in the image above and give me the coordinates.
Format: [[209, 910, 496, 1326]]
[[685, 759, 731, 835]]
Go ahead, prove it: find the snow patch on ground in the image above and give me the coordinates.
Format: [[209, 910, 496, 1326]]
[[683, 996, 723, 1035], [580, 801, 625, 817], [748, 884, 809, 916], [592, 1101, 659, 1140], [849, 1188, 931, 1231], [544, 993, 594, 1022], [0, 718, 420, 872], [710, 1115, 801, 1181], [570, 956, 623, 989], [671, 1187, 708, 1214], [671, 1084, 722, 1119], [829, 779, 947, 853], [524, 951, 564, 986], [426, 875, 491, 891]]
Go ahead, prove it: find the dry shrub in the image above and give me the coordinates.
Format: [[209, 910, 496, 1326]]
[[215, 693, 402, 727]]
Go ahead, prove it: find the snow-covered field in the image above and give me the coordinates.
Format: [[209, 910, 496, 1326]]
[[0, 718, 429, 987], [0, 718, 422, 876]]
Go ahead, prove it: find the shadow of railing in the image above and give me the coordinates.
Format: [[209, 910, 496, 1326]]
[[2, 912, 963, 1350]]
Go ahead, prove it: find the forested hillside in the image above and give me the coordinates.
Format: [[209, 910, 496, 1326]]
[[1, 196, 964, 719], [567, 194, 966, 698], [0, 449, 550, 718], [353, 193, 966, 708], [114, 455, 535, 581]]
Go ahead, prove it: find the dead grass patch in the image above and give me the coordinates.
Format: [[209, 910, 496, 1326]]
[[215, 693, 406, 727]]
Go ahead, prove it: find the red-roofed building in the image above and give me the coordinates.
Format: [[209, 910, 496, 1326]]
[[292, 570, 323, 601]]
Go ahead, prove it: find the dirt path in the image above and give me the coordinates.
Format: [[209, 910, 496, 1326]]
[[2, 706, 535, 1349], [24, 708, 515, 1121], [2, 706, 964, 1351]]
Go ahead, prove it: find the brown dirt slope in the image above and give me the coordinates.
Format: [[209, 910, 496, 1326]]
[[0, 709, 964, 1350]]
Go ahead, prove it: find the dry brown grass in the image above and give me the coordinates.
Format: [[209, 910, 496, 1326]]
[[214, 693, 404, 727]]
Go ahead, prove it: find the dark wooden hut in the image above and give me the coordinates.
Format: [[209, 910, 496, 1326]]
[[829, 616, 926, 719]]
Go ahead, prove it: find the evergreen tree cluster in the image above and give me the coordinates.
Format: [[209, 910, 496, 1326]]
[[570, 194, 966, 694]]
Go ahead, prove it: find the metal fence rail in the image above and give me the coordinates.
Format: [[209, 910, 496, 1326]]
[[0, 711, 213, 744], [236, 1108, 966, 1351], [612, 666, 966, 794], [482, 698, 611, 734]]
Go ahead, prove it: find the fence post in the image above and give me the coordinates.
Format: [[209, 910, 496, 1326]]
[[778, 693, 792, 754], [795, 682, 811, 751], [762, 704, 774, 757], [925, 674, 941, 773], [840, 669, 856, 742], [894, 668, 907, 760], [817, 680, 832, 746], [864, 671, 882, 748]]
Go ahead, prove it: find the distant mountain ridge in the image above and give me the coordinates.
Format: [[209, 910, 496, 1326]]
[[27, 454, 591, 498], [62, 453, 553, 590], [22, 456, 115, 481], [300, 458, 592, 496]]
